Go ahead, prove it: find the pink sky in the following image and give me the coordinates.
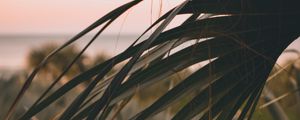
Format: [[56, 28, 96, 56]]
[[1, 0, 299, 69], [0, 0, 186, 69], [0, 0, 182, 35]]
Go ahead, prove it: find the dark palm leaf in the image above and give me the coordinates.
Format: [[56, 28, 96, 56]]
[[8, 0, 300, 120]]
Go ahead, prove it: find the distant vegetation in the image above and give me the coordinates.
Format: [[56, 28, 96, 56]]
[[0, 43, 194, 119]]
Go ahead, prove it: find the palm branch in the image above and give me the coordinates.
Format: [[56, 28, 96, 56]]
[[5, 0, 300, 119]]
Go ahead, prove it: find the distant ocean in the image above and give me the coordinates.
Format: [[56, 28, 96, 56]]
[[0, 35, 300, 70], [0, 34, 139, 69]]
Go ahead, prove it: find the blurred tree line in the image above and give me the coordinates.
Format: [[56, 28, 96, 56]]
[[1, 43, 300, 119]]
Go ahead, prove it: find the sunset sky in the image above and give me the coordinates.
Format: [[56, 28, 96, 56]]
[[0, 0, 186, 69], [0, 0, 182, 35], [0, 0, 299, 69]]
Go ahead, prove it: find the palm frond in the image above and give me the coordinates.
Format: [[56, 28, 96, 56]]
[[8, 0, 300, 120]]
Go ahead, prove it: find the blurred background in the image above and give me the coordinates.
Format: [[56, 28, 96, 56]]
[[1, 0, 300, 119]]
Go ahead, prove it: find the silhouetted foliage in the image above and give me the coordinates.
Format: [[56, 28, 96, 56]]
[[4, 0, 300, 120]]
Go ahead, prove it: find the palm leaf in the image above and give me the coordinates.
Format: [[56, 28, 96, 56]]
[[18, 0, 143, 119], [11, 0, 300, 120]]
